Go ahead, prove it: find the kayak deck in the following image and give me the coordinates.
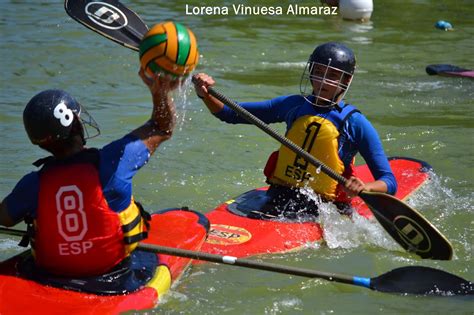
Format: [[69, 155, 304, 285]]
[[0, 208, 209, 315], [197, 157, 431, 260]]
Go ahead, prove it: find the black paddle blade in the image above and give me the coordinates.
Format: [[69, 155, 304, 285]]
[[426, 64, 468, 75], [359, 191, 453, 260], [64, 0, 148, 51], [371, 266, 474, 296]]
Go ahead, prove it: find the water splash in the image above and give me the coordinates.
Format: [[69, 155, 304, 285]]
[[404, 172, 473, 258], [297, 187, 399, 251], [407, 171, 472, 213], [318, 201, 399, 251], [173, 77, 197, 132], [158, 269, 194, 307], [264, 297, 303, 315], [158, 288, 189, 305]]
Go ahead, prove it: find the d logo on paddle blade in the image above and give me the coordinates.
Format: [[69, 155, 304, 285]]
[[85, 2, 128, 30], [394, 216, 431, 254]]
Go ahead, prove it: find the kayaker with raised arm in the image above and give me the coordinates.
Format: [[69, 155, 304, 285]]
[[0, 70, 177, 281], [193, 42, 397, 218]]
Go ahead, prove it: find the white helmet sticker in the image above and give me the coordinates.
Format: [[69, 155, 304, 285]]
[[54, 101, 74, 127]]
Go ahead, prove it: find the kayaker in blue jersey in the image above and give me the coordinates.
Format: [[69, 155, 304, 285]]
[[193, 42, 397, 218], [0, 70, 177, 287]]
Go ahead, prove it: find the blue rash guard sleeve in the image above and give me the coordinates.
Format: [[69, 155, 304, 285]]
[[99, 134, 151, 212], [214, 95, 300, 124], [4, 172, 39, 224], [346, 113, 397, 195]]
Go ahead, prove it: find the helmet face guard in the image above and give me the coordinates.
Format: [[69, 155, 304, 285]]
[[300, 59, 354, 108], [300, 42, 356, 108], [76, 104, 100, 143]]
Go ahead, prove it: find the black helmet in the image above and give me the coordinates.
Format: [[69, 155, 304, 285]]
[[309, 42, 356, 75], [23, 89, 99, 145], [300, 42, 356, 107]]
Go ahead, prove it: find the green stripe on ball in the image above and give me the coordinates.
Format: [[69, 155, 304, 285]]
[[174, 23, 191, 66], [139, 33, 167, 57]]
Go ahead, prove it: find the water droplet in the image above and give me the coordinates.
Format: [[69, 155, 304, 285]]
[[316, 166, 322, 174]]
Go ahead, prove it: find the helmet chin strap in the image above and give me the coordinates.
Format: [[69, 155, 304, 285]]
[[311, 89, 342, 108], [80, 126, 86, 145], [312, 96, 334, 108], [71, 114, 87, 145]]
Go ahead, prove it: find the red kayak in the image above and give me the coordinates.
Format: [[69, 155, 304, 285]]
[[0, 157, 432, 313], [0, 208, 209, 315], [198, 157, 431, 259]]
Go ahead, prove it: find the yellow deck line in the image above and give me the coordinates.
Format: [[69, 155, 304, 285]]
[[146, 265, 172, 297]]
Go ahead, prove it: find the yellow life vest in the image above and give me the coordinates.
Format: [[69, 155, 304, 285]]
[[269, 106, 359, 200]]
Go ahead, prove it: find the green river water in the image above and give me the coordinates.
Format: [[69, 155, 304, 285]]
[[0, 1, 473, 314]]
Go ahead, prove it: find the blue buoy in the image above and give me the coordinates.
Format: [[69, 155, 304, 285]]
[[435, 20, 453, 31]]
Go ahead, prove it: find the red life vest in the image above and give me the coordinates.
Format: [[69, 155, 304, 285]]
[[32, 150, 148, 277]]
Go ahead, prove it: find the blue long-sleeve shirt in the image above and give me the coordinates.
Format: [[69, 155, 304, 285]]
[[214, 94, 397, 195]]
